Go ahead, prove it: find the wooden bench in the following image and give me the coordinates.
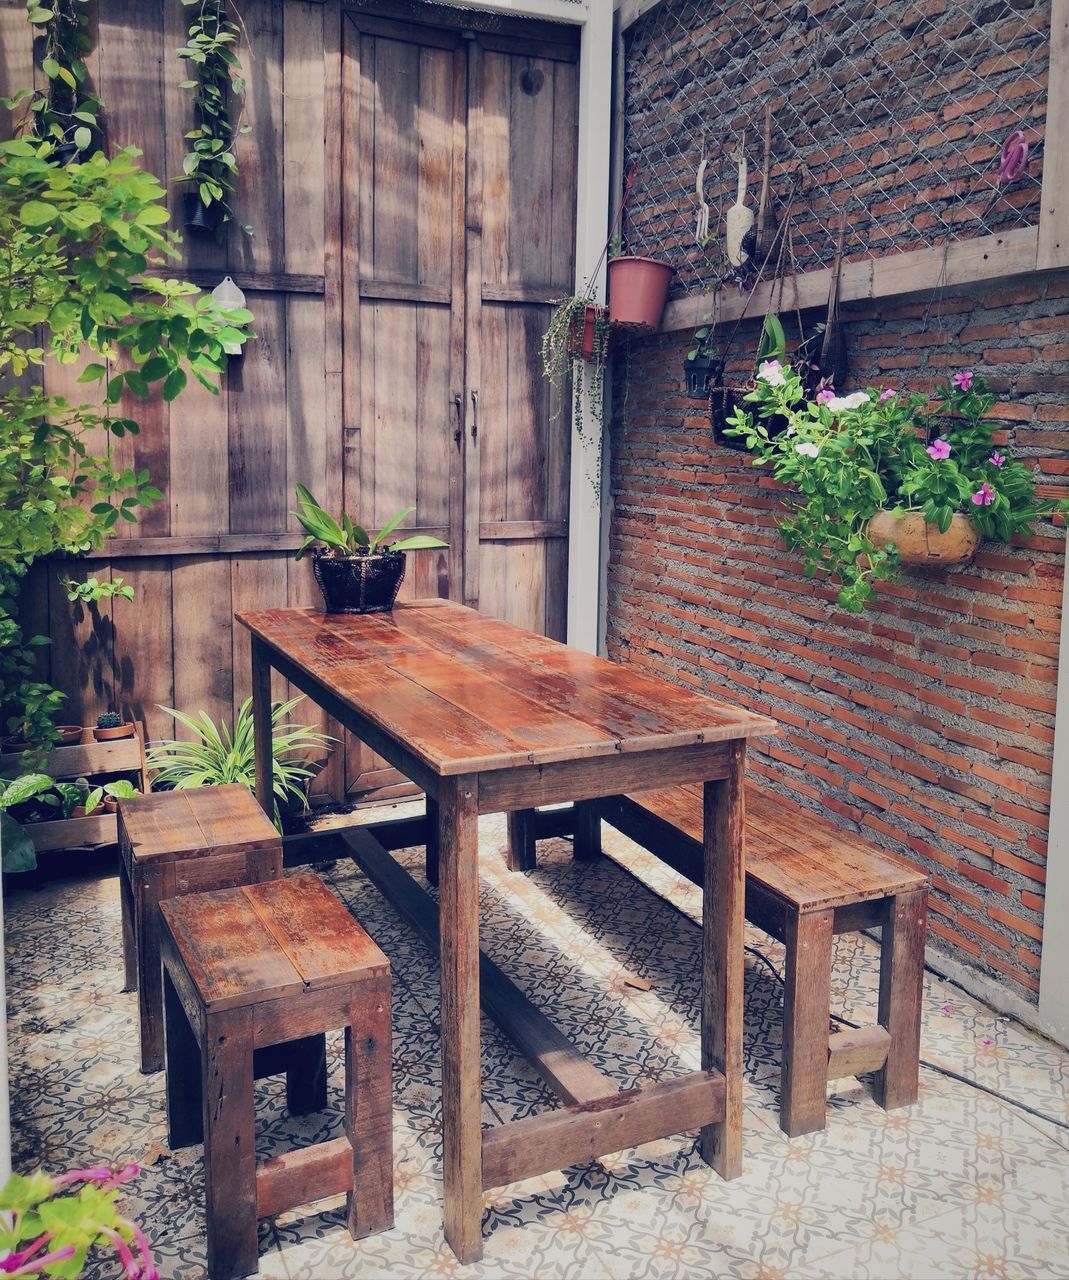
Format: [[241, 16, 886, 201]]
[[594, 786, 929, 1136], [118, 784, 285, 1074], [160, 873, 394, 1280]]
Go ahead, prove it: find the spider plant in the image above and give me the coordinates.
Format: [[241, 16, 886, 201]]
[[291, 486, 448, 559], [146, 696, 334, 827]]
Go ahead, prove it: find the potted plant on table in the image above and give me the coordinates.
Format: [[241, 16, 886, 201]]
[[93, 711, 135, 742], [292, 486, 448, 615], [727, 366, 1069, 613]]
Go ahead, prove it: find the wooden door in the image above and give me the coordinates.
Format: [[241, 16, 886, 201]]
[[342, 9, 579, 800], [463, 35, 578, 642]]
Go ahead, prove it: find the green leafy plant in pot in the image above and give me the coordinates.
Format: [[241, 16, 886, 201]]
[[292, 486, 448, 615]]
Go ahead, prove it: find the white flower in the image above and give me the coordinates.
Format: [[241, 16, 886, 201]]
[[824, 391, 871, 413], [794, 442, 820, 458], [757, 359, 786, 386]]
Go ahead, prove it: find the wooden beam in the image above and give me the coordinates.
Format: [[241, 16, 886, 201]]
[[1, 737, 143, 780], [1039, 0, 1069, 268], [63, 527, 450, 560], [479, 521, 568, 541], [617, 0, 666, 31], [29, 814, 117, 853], [339, 825, 619, 1107], [480, 1069, 726, 1189], [661, 228, 1041, 335], [826, 1027, 891, 1080], [255, 1136, 353, 1218], [180, 269, 325, 294]]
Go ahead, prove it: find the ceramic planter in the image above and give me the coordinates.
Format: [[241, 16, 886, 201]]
[[93, 723, 136, 742], [865, 511, 981, 566], [312, 548, 406, 614], [608, 256, 674, 331], [56, 725, 84, 746]]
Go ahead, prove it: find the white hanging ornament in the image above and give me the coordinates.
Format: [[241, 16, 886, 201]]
[[725, 134, 754, 268], [211, 276, 247, 354]]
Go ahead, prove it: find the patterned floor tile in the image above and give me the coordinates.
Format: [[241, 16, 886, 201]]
[[5, 809, 1069, 1278]]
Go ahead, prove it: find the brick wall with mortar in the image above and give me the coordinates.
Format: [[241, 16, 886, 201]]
[[624, 0, 1050, 296], [605, 270, 1069, 1003]]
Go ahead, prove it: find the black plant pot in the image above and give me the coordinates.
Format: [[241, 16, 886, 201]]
[[182, 191, 225, 236], [51, 142, 80, 167], [684, 354, 718, 399], [312, 549, 406, 614]]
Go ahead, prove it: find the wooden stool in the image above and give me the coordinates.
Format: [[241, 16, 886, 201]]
[[118, 785, 284, 1074], [160, 873, 393, 1280]]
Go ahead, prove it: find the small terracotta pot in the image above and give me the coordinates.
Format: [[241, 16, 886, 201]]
[[608, 256, 674, 331], [865, 510, 981, 565], [56, 725, 84, 746], [93, 722, 135, 741], [103, 797, 118, 814], [71, 805, 88, 819], [568, 303, 603, 361]]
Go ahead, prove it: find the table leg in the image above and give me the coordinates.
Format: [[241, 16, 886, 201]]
[[250, 635, 274, 818], [425, 794, 440, 887], [573, 800, 602, 861], [438, 775, 483, 1264], [700, 742, 745, 1179]]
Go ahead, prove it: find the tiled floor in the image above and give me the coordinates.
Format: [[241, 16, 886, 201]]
[[6, 805, 1069, 1279]]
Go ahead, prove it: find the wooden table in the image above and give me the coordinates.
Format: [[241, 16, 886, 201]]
[[237, 600, 776, 1263]]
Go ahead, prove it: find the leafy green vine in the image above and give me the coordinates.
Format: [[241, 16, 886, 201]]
[[176, 0, 251, 237], [17, 0, 101, 156]]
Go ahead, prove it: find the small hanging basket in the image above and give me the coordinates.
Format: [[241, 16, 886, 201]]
[[684, 353, 718, 399], [865, 511, 981, 566], [568, 302, 606, 362], [312, 548, 407, 614]]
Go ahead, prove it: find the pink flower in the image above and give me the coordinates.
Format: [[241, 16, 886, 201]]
[[815, 388, 836, 404], [951, 370, 974, 391], [879, 388, 897, 401], [972, 482, 996, 506], [926, 439, 951, 461], [989, 451, 1005, 467]]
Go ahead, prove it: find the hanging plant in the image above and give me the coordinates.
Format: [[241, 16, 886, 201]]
[[541, 294, 611, 446], [18, 0, 101, 162], [175, 0, 252, 239]]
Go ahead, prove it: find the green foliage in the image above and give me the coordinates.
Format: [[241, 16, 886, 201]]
[[60, 574, 134, 603], [541, 295, 611, 446], [9, 0, 102, 157], [0, 134, 253, 753], [146, 697, 335, 828], [176, 0, 252, 238], [0, 1165, 156, 1278], [685, 325, 718, 363], [291, 486, 450, 559], [756, 313, 786, 365], [0, 772, 52, 872], [726, 368, 1069, 613]]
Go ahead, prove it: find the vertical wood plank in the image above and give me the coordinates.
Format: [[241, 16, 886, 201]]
[[506, 808, 537, 872], [230, 553, 288, 709], [345, 974, 394, 1237], [780, 909, 834, 1137], [202, 1007, 258, 1280], [109, 557, 174, 744], [251, 636, 274, 818], [229, 0, 284, 272], [873, 887, 928, 1111], [439, 775, 483, 1263], [0, 3, 33, 140], [700, 744, 745, 1179], [46, 561, 113, 727], [283, 0, 326, 276], [462, 38, 484, 609], [447, 43, 468, 608], [229, 295, 288, 533], [171, 556, 233, 729], [1038, 0, 1069, 268]]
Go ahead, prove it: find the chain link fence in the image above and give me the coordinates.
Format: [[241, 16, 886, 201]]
[[623, 0, 1051, 299]]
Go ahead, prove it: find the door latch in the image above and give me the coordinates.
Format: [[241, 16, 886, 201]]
[[452, 392, 463, 446], [470, 388, 479, 445]]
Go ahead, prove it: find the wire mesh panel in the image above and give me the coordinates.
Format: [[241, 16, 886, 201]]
[[623, 0, 1051, 299]]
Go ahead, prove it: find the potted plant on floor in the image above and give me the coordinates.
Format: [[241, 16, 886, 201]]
[[727, 367, 1069, 613], [292, 486, 448, 615]]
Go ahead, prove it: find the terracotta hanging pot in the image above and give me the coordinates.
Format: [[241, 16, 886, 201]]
[[568, 303, 604, 362], [865, 511, 981, 565], [608, 256, 674, 331]]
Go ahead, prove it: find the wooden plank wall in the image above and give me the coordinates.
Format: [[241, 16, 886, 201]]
[[3, 0, 345, 794]]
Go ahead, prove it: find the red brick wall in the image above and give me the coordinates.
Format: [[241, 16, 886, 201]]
[[605, 271, 1069, 1002]]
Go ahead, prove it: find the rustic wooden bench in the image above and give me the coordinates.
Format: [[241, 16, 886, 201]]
[[118, 784, 286, 1074], [592, 786, 929, 1136], [160, 873, 394, 1280]]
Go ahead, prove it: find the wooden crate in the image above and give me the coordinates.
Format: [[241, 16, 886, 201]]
[[1, 729, 146, 854]]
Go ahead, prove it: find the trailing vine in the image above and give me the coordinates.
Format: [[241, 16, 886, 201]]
[[21, 0, 101, 157], [176, 0, 252, 238]]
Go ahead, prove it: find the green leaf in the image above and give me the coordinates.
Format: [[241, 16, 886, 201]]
[[41, 57, 61, 80], [371, 506, 415, 549], [390, 534, 450, 552], [1, 814, 36, 874], [77, 362, 107, 383], [162, 368, 187, 401], [19, 200, 54, 226], [73, 126, 92, 151]]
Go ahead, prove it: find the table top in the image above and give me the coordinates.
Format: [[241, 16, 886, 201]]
[[237, 600, 776, 777]]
